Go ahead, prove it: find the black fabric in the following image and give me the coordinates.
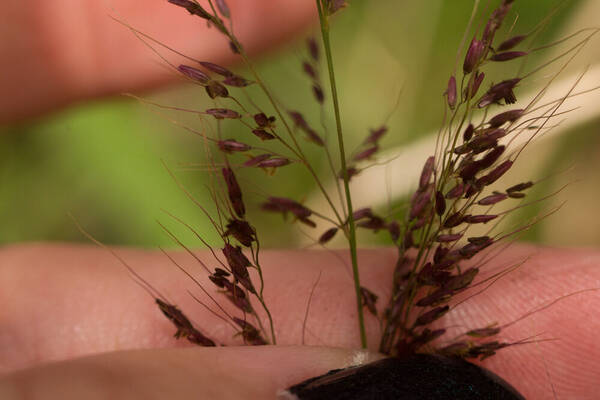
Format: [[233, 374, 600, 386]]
[[287, 354, 525, 400]]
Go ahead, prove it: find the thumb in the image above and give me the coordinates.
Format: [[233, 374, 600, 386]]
[[0, 346, 381, 400]]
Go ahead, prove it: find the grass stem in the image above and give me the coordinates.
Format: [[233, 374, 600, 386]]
[[316, 0, 367, 349]]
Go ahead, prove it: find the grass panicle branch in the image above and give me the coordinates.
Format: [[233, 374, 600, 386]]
[[88, 0, 599, 376]]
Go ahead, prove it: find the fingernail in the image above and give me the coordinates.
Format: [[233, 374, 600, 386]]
[[279, 354, 524, 399]]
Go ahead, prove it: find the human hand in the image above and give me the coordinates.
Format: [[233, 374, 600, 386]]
[[0, 0, 314, 122], [2, 1, 600, 399], [0, 244, 599, 399]]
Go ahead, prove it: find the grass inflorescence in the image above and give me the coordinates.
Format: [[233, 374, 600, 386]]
[[109, 0, 598, 366]]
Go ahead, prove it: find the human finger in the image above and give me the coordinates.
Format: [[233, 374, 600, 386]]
[[0, 345, 381, 400], [0, 0, 314, 122], [1, 243, 599, 398]]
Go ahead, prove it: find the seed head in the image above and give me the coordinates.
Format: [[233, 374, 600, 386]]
[[327, 0, 348, 15], [312, 84, 325, 104], [199, 61, 233, 77], [434, 245, 449, 263], [156, 299, 216, 346], [435, 190, 446, 216], [215, 0, 230, 18], [253, 113, 276, 127], [364, 126, 387, 145], [410, 185, 433, 220], [360, 287, 379, 316], [479, 160, 513, 186], [256, 157, 291, 168], [318, 227, 338, 244], [463, 37, 485, 74], [436, 233, 463, 243], [498, 35, 527, 51], [302, 62, 317, 79], [218, 139, 251, 153], [205, 81, 229, 99], [352, 207, 373, 220], [446, 76, 457, 108], [222, 244, 255, 293], [507, 191, 525, 198], [463, 124, 474, 142], [243, 154, 272, 167], [464, 214, 498, 224], [419, 156, 435, 190], [178, 64, 210, 83], [225, 219, 256, 247], [262, 197, 312, 219], [507, 181, 534, 193], [307, 38, 319, 62], [206, 108, 241, 119], [357, 215, 387, 231], [416, 288, 452, 307], [251, 129, 275, 141], [490, 51, 528, 62], [466, 327, 501, 338], [443, 212, 465, 228], [223, 75, 252, 87], [445, 268, 479, 291], [414, 306, 450, 326], [168, 0, 212, 20], [478, 192, 508, 205], [233, 317, 267, 345], [222, 167, 245, 218], [478, 78, 521, 108], [478, 145, 505, 170], [469, 71, 485, 99], [388, 221, 401, 242], [354, 145, 378, 161], [445, 183, 465, 199]]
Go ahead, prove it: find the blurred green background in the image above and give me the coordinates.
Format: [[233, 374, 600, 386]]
[[2, 0, 599, 249]]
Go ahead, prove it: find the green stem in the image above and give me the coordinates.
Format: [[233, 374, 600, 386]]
[[231, 38, 345, 226], [316, 1, 367, 349]]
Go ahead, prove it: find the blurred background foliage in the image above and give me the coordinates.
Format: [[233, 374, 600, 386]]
[[1, 0, 599, 249]]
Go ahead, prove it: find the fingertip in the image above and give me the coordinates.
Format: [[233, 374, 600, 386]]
[[0, 346, 383, 400]]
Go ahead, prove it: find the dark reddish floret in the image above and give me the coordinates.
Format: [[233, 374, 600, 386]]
[[178, 64, 210, 83], [419, 157, 435, 190], [488, 109, 524, 127], [206, 108, 241, 119], [478, 192, 508, 205], [360, 287, 379, 316], [507, 181, 533, 193], [199, 61, 233, 77], [256, 157, 291, 168], [318, 227, 339, 244], [490, 51, 528, 62], [225, 219, 255, 247], [218, 139, 251, 153], [244, 154, 272, 167], [354, 146, 379, 161], [222, 244, 255, 293], [262, 197, 312, 219], [223, 75, 252, 87], [414, 306, 450, 326], [463, 37, 485, 74], [206, 81, 229, 99], [463, 124, 474, 142], [251, 129, 275, 140], [435, 191, 446, 216], [222, 167, 245, 218], [364, 126, 388, 145], [446, 76, 457, 108], [233, 317, 267, 345]]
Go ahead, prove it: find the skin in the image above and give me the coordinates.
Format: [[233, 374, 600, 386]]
[[1, 1, 600, 399]]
